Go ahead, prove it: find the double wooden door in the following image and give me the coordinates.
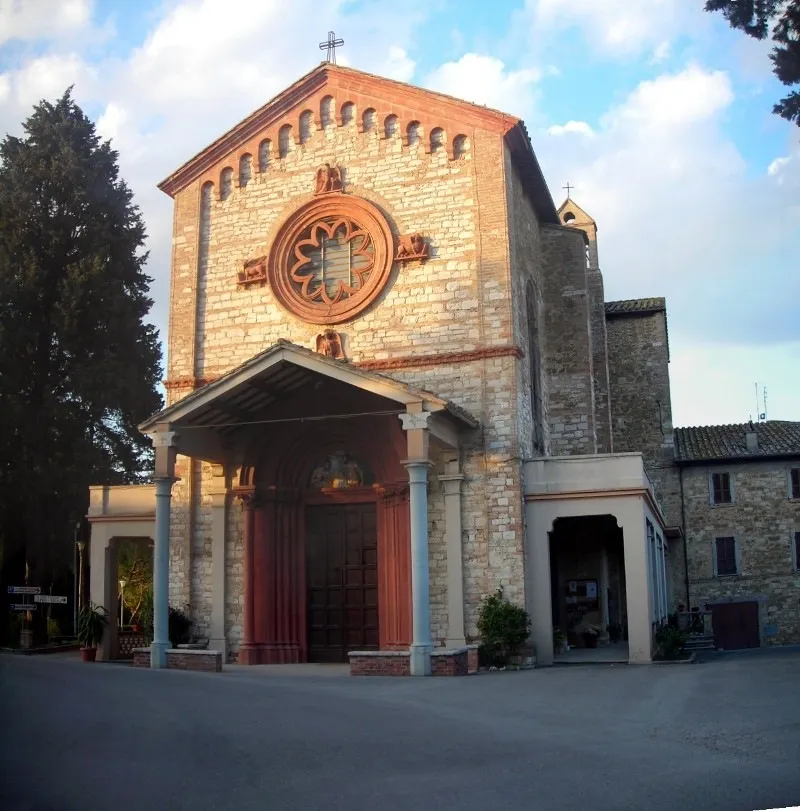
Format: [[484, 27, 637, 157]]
[[711, 601, 760, 650], [306, 503, 379, 663]]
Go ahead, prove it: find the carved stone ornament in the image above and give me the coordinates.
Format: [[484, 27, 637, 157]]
[[314, 163, 343, 195], [395, 233, 429, 262], [310, 452, 365, 489], [315, 329, 344, 360], [238, 256, 268, 286], [267, 194, 394, 325]]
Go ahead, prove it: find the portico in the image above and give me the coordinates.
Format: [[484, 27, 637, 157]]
[[138, 340, 477, 675]]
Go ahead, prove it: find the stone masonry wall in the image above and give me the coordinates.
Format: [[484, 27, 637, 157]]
[[683, 460, 800, 645], [165, 106, 530, 656], [540, 225, 597, 456], [504, 147, 549, 461]]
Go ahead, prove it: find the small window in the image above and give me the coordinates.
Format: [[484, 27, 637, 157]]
[[715, 536, 737, 576], [711, 472, 732, 504], [794, 531, 800, 571], [790, 468, 800, 500]]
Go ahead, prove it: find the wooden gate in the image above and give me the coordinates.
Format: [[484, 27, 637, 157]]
[[711, 601, 760, 650]]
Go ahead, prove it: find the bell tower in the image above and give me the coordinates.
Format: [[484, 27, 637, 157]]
[[557, 197, 599, 270]]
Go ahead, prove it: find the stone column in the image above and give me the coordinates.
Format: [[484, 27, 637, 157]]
[[149, 431, 178, 669], [237, 491, 258, 664], [440, 458, 466, 649], [399, 410, 433, 677], [209, 465, 227, 660]]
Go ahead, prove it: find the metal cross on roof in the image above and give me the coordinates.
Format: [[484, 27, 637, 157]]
[[563, 182, 574, 198], [319, 31, 344, 64]]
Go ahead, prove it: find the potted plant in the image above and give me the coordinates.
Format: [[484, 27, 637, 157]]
[[581, 624, 601, 649], [78, 603, 108, 662], [553, 627, 568, 655]]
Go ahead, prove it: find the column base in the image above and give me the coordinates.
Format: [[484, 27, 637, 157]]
[[409, 644, 433, 676], [444, 637, 467, 649], [208, 637, 228, 662], [150, 640, 171, 669]]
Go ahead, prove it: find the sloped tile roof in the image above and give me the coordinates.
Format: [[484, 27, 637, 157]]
[[604, 298, 666, 315], [674, 421, 800, 462]]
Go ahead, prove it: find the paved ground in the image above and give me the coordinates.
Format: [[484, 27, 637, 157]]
[[2, 650, 800, 811]]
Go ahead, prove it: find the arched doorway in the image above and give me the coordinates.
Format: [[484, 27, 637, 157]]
[[234, 416, 412, 665]]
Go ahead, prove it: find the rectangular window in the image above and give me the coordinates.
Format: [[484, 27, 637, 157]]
[[711, 472, 732, 504], [790, 469, 800, 500], [795, 532, 800, 571], [715, 536, 737, 576]]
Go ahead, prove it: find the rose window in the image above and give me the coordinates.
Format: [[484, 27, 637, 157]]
[[291, 218, 374, 305], [267, 194, 394, 325]]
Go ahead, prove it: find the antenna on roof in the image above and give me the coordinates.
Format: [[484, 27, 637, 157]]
[[761, 386, 768, 422]]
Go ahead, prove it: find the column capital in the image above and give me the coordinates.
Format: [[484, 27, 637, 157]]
[[398, 411, 431, 432], [147, 430, 179, 448], [439, 473, 465, 496]]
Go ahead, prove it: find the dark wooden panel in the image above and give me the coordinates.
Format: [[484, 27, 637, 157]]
[[306, 503, 379, 662], [712, 601, 760, 650]]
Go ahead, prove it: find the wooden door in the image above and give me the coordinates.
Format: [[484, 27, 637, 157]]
[[306, 503, 379, 662], [711, 601, 760, 650]]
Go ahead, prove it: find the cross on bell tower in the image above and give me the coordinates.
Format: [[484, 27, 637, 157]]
[[319, 31, 344, 64], [563, 182, 574, 199]]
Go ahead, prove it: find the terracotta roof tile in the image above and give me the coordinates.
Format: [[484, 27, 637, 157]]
[[604, 298, 666, 315], [674, 421, 800, 462]]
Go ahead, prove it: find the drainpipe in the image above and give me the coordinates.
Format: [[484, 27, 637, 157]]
[[679, 465, 690, 611]]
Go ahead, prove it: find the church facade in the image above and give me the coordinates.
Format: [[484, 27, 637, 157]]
[[89, 64, 677, 673]]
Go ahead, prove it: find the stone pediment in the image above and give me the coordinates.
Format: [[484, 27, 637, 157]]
[[156, 64, 559, 224]]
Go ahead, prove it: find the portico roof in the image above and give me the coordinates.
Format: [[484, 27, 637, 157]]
[[139, 341, 477, 452]]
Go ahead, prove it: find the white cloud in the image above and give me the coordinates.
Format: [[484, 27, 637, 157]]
[[547, 120, 595, 138], [530, 0, 689, 59], [382, 46, 416, 83], [0, 0, 92, 45], [425, 53, 541, 116], [651, 40, 671, 64]]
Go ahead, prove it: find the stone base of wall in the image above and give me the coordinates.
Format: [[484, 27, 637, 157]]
[[349, 646, 479, 677], [132, 647, 222, 673]]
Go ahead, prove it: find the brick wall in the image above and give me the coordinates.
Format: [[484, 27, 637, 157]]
[[682, 460, 800, 644]]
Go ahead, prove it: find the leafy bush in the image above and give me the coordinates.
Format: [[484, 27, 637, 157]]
[[655, 624, 686, 660], [47, 618, 60, 640], [477, 588, 531, 667]]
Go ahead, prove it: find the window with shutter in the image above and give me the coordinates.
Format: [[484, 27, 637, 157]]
[[715, 536, 737, 576], [711, 472, 732, 504], [790, 468, 800, 500]]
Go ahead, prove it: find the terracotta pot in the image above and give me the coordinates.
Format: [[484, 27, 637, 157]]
[[80, 647, 97, 662]]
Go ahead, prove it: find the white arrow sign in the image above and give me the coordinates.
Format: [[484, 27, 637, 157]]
[[9, 603, 37, 611], [34, 595, 68, 605], [7, 586, 41, 595]]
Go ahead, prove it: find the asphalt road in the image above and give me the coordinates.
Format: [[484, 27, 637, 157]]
[[2, 650, 800, 811]]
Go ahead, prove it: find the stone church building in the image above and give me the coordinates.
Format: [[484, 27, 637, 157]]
[[89, 63, 689, 673]]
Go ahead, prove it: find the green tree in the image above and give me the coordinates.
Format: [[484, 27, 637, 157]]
[[706, 0, 800, 126], [0, 89, 162, 604]]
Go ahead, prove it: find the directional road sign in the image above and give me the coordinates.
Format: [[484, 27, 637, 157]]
[[7, 586, 41, 595], [9, 604, 37, 611], [34, 595, 68, 605]]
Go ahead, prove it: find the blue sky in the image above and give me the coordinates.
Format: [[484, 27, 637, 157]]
[[1, 0, 798, 427]]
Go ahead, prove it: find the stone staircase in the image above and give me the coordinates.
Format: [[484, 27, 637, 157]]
[[684, 633, 715, 651]]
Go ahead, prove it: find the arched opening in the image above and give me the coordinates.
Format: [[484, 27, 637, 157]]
[[549, 515, 627, 660], [320, 95, 335, 128], [453, 133, 470, 160], [220, 167, 233, 201], [526, 280, 544, 454], [407, 120, 422, 147], [235, 415, 411, 665], [563, 211, 576, 223], [238, 153, 252, 188], [384, 114, 399, 139], [430, 127, 445, 153], [362, 108, 377, 132], [278, 124, 293, 158], [299, 110, 314, 144], [258, 139, 272, 172], [341, 101, 356, 126]]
